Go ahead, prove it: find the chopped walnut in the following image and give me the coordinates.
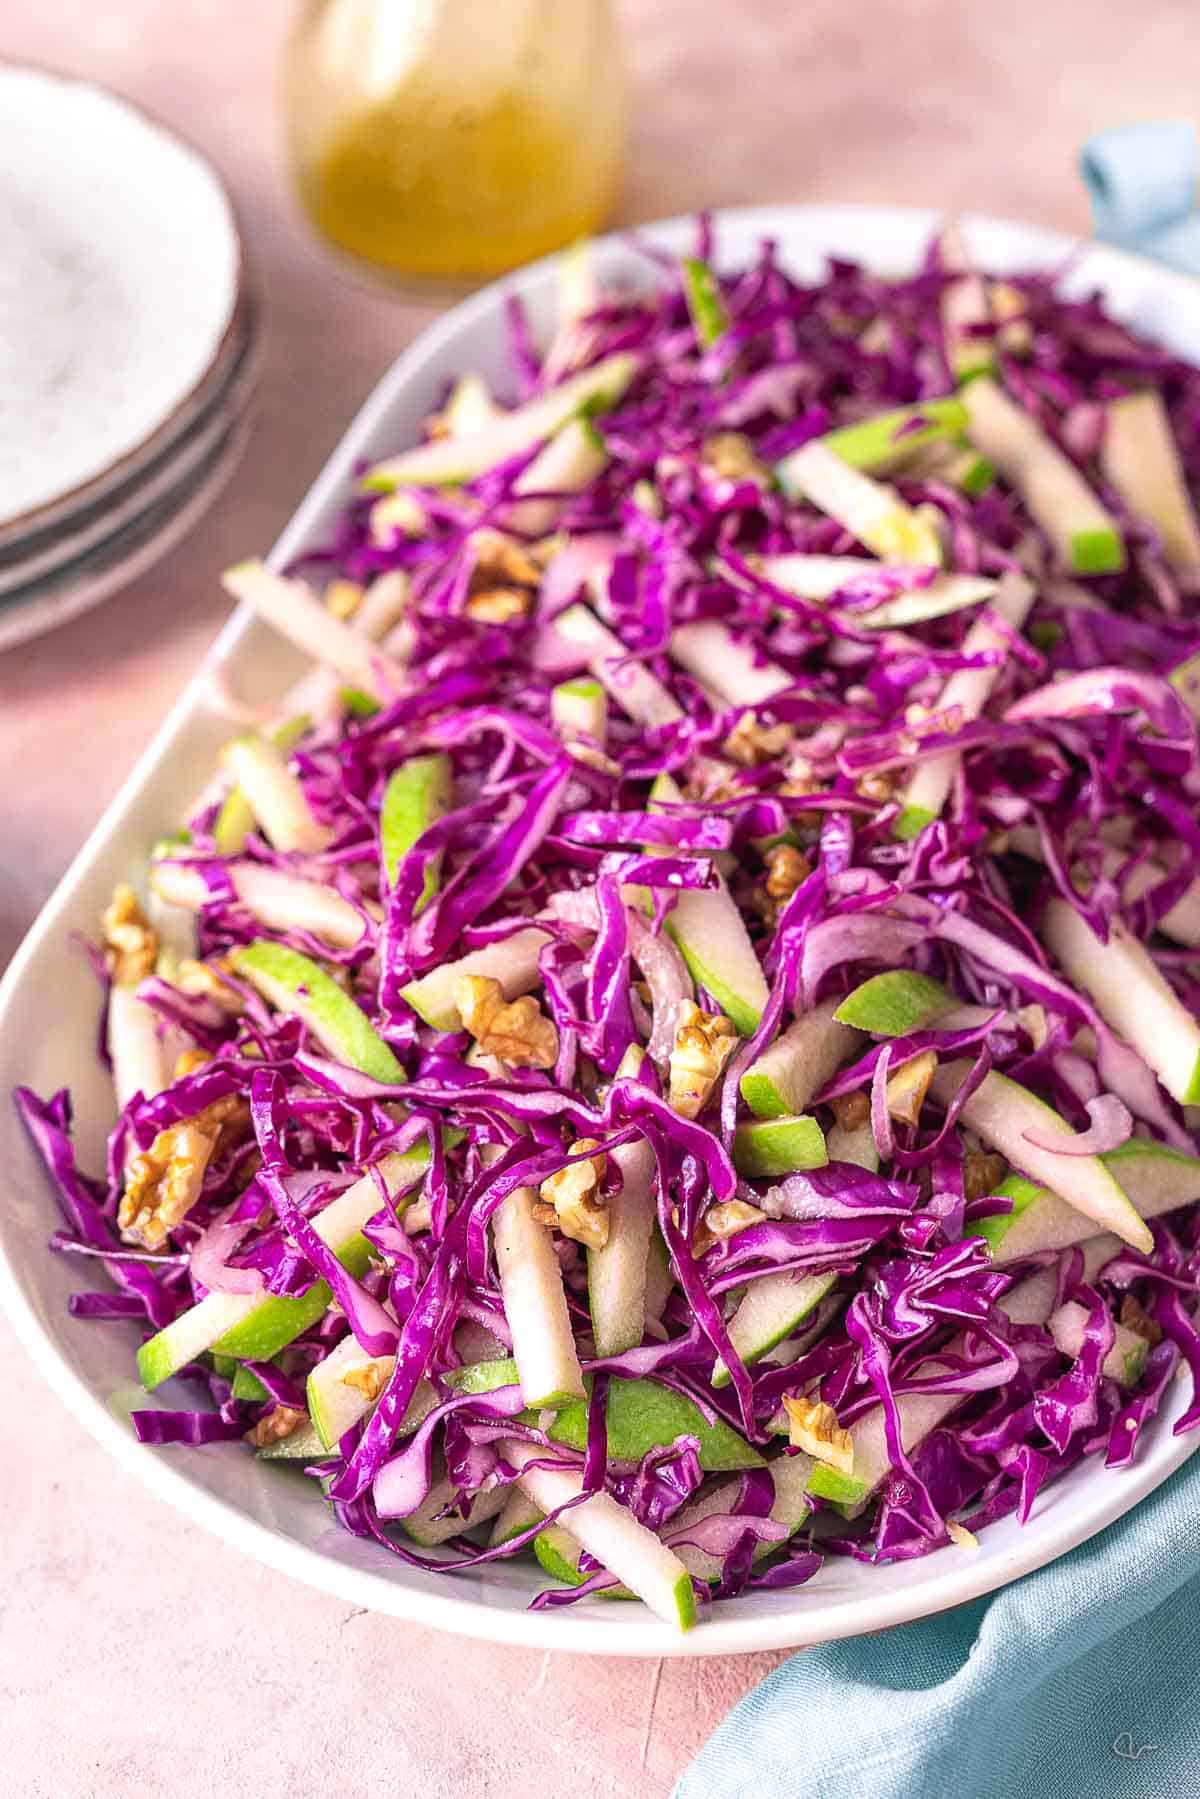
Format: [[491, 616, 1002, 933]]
[[963, 1150, 1008, 1202], [177, 957, 245, 1015], [831, 1089, 871, 1132], [856, 770, 897, 803], [341, 1362, 386, 1401], [701, 432, 771, 488], [782, 1395, 854, 1474], [764, 843, 811, 901], [465, 586, 532, 624], [172, 1048, 212, 1080], [703, 1199, 766, 1240], [453, 974, 558, 1070], [539, 1138, 609, 1250], [470, 526, 543, 590], [118, 1093, 250, 1250], [946, 1519, 980, 1552], [369, 491, 426, 545], [247, 1405, 307, 1447], [1017, 1004, 1049, 1051], [1119, 1293, 1164, 1347], [531, 1202, 560, 1229], [325, 577, 364, 621], [724, 713, 794, 767], [885, 1050, 938, 1127], [669, 1000, 738, 1120], [101, 884, 159, 985]]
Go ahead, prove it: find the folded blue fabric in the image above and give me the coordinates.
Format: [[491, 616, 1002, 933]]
[[1082, 121, 1200, 273], [677, 1453, 1200, 1799], [680, 130, 1200, 1799]]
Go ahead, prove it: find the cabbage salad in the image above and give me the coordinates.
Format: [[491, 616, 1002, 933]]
[[21, 222, 1200, 1629]]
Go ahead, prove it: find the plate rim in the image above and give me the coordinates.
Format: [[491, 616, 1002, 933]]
[[2, 200, 1199, 1658]]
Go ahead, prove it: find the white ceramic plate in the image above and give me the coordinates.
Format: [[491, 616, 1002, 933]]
[[1, 205, 1198, 1659], [0, 66, 242, 530]]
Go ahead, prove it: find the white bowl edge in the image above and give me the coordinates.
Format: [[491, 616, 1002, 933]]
[[2, 203, 1199, 1659]]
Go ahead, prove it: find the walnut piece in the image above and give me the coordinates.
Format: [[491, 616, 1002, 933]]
[[830, 1089, 870, 1133], [963, 1150, 1008, 1202], [101, 883, 159, 985], [470, 526, 543, 589], [856, 770, 897, 803], [341, 1362, 386, 1401], [539, 1138, 609, 1250], [764, 843, 811, 901], [703, 1199, 766, 1240], [724, 713, 794, 768], [118, 1093, 250, 1250], [172, 1048, 212, 1080], [177, 957, 245, 1015], [1119, 1293, 1164, 1347], [701, 432, 771, 488], [669, 1000, 738, 1120], [369, 491, 427, 546], [247, 1405, 307, 1447], [946, 1519, 980, 1552], [325, 577, 364, 620], [782, 1395, 855, 1474], [465, 586, 532, 624], [453, 974, 558, 1070], [885, 1050, 938, 1127]]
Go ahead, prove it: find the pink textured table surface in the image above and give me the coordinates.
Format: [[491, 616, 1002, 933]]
[[1, 4, 1196, 1794]]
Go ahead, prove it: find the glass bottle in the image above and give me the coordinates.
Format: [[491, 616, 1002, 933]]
[[285, 0, 626, 286]]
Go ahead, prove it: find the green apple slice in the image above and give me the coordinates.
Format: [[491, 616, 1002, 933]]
[[507, 414, 609, 535], [229, 941, 403, 1084], [1100, 389, 1200, 574], [493, 1186, 586, 1408], [732, 1114, 828, 1177], [399, 1477, 508, 1548], [151, 859, 365, 950], [777, 442, 943, 565], [548, 1375, 763, 1471], [380, 752, 452, 909], [362, 353, 638, 490], [895, 571, 1036, 837], [551, 675, 608, 747], [532, 1525, 633, 1598], [1042, 897, 1200, 1107], [818, 397, 968, 474], [646, 772, 768, 1036], [445, 1364, 762, 1470], [504, 1439, 696, 1628], [400, 925, 551, 1033], [930, 1060, 1152, 1253], [136, 1149, 430, 1388], [961, 378, 1125, 574], [588, 1139, 658, 1358], [441, 372, 500, 437], [307, 1332, 439, 1450], [1049, 1300, 1147, 1387], [643, 1227, 675, 1331], [668, 620, 792, 708], [554, 604, 684, 731], [107, 983, 166, 1111], [740, 998, 860, 1119], [834, 970, 954, 1037], [489, 1487, 543, 1548], [682, 256, 728, 347], [970, 1140, 1200, 1264], [826, 1118, 881, 1172], [221, 735, 330, 855], [1170, 650, 1200, 723], [756, 554, 995, 627], [214, 714, 312, 856], [711, 1271, 837, 1388], [222, 561, 405, 700], [670, 1450, 815, 1583], [908, 438, 996, 495]]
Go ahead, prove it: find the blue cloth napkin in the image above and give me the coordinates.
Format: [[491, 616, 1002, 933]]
[[677, 1454, 1200, 1799], [680, 131, 1200, 1799]]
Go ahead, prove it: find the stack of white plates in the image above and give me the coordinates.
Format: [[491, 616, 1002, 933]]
[[0, 67, 257, 653]]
